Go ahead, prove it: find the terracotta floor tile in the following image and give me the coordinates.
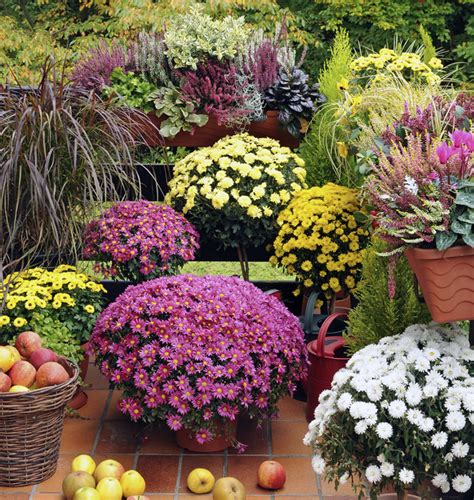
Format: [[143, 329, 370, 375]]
[[229, 419, 269, 455], [322, 496, 359, 500], [320, 474, 360, 496], [59, 419, 99, 454], [136, 455, 180, 493], [0, 484, 32, 493], [139, 423, 181, 455], [37, 454, 74, 492], [92, 453, 135, 472], [84, 363, 110, 390], [269, 457, 318, 495], [106, 390, 126, 420], [179, 455, 224, 493], [179, 494, 212, 499], [272, 420, 311, 455], [95, 420, 140, 454], [227, 455, 269, 494], [75, 389, 110, 419], [33, 493, 63, 499], [145, 496, 175, 499], [277, 396, 307, 421], [0, 494, 30, 499]]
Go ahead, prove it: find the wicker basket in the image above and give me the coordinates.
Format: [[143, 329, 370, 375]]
[[0, 358, 79, 487]]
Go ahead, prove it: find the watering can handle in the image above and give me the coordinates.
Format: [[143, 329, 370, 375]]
[[316, 312, 348, 358], [303, 290, 322, 335]]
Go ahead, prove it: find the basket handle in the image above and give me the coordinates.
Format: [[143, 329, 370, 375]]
[[303, 290, 322, 335], [316, 312, 348, 358]]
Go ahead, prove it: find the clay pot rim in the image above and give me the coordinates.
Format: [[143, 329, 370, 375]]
[[405, 245, 474, 260]]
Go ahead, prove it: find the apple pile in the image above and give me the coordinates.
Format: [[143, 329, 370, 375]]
[[186, 460, 286, 499], [0, 331, 71, 394], [62, 455, 147, 500]]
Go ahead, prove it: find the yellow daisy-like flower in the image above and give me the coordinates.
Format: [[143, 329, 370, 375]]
[[428, 57, 443, 69], [0, 315, 10, 326], [84, 304, 95, 314], [301, 260, 313, 272], [336, 77, 349, 91], [13, 317, 27, 328]]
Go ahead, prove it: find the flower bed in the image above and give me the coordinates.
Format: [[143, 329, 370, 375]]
[[89, 274, 307, 450]]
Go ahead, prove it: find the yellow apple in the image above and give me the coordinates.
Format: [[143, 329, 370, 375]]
[[213, 477, 246, 500], [120, 470, 146, 497], [72, 454, 96, 475], [0, 346, 15, 372], [93, 459, 125, 482], [62, 471, 96, 500], [187, 468, 215, 494], [5, 345, 21, 363], [96, 477, 123, 500], [9, 385, 29, 393], [72, 486, 100, 500]]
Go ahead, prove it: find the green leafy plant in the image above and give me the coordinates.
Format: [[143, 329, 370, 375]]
[[103, 67, 157, 113], [344, 239, 430, 354], [153, 86, 208, 138], [29, 312, 83, 363]]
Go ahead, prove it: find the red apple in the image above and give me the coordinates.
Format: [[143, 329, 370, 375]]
[[257, 460, 286, 490], [36, 361, 70, 388], [9, 360, 36, 387], [0, 372, 12, 392], [29, 347, 58, 369], [15, 331, 42, 357]]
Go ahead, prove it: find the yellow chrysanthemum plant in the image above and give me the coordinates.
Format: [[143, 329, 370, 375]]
[[165, 133, 307, 280], [0, 265, 106, 360], [271, 183, 370, 307]]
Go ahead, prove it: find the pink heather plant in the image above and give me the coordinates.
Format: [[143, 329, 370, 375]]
[[366, 132, 473, 251], [88, 275, 307, 449], [83, 201, 199, 281]]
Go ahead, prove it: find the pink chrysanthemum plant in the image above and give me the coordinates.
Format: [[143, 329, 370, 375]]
[[365, 130, 474, 253], [83, 201, 200, 281], [88, 274, 307, 451]]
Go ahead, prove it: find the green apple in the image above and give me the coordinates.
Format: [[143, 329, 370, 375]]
[[213, 477, 246, 499]]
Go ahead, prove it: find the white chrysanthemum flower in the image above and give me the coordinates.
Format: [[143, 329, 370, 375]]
[[445, 395, 462, 412], [380, 462, 394, 477], [349, 401, 377, 420], [405, 383, 423, 406], [339, 472, 349, 485], [399, 468, 415, 484], [407, 409, 424, 426], [415, 356, 430, 373], [311, 455, 325, 474], [332, 369, 351, 386], [444, 452, 454, 463], [303, 433, 312, 446], [451, 441, 469, 458], [469, 413, 474, 425], [462, 392, 474, 412], [376, 422, 393, 439], [432, 473, 448, 488], [407, 348, 424, 363], [431, 432, 448, 449], [419, 417, 434, 432], [365, 465, 382, 483], [423, 384, 439, 398], [337, 393, 353, 411], [446, 411, 466, 431], [354, 420, 368, 435], [452, 475, 472, 493], [423, 347, 440, 361], [365, 380, 383, 402], [377, 454, 385, 463], [388, 399, 406, 418]]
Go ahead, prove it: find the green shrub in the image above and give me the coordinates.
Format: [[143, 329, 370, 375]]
[[344, 239, 430, 354]]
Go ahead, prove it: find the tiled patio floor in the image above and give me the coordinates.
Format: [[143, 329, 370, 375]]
[[0, 362, 420, 499]]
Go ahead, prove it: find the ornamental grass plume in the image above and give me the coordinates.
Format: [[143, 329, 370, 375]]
[[89, 274, 307, 449], [305, 323, 474, 498], [83, 201, 199, 282]]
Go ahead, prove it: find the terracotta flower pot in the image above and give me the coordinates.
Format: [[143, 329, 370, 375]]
[[247, 110, 300, 148], [68, 343, 90, 411], [175, 420, 238, 453], [405, 246, 474, 322], [79, 342, 90, 380]]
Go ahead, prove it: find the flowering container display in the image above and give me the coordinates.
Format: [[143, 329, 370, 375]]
[[366, 131, 474, 322], [83, 200, 199, 282], [271, 183, 370, 302], [305, 323, 474, 499], [89, 274, 307, 451], [70, 10, 325, 147], [165, 134, 307, 279], [0, 265, 105, 361]]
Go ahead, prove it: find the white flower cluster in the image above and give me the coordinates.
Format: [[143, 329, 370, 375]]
[[304, 323, 474, 495]]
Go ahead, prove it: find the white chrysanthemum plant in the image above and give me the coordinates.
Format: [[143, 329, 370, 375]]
[[304, 323, 474, 499]]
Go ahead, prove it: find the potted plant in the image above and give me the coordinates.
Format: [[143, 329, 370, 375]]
[[165, 133, 307, 280], [366, 131, 474, 322], [0, 62, 141, 278], [88, 274, 307, 452], [305, 322, 473, 499], [0, 265, 106, 409], [83, 200, 200, 299], [271, 183, 370, 308], [70, 11, 324, 148]]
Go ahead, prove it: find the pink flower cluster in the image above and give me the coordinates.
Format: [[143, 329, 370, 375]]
[[83, 201, 199, 281], [88, 275, 307, 447]]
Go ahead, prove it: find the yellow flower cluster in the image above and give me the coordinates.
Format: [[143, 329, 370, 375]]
[[0, 265, 105, 329], [166, 133, 306, 217], [351, 48, 442, 86], [271, 183, 370, 298]]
